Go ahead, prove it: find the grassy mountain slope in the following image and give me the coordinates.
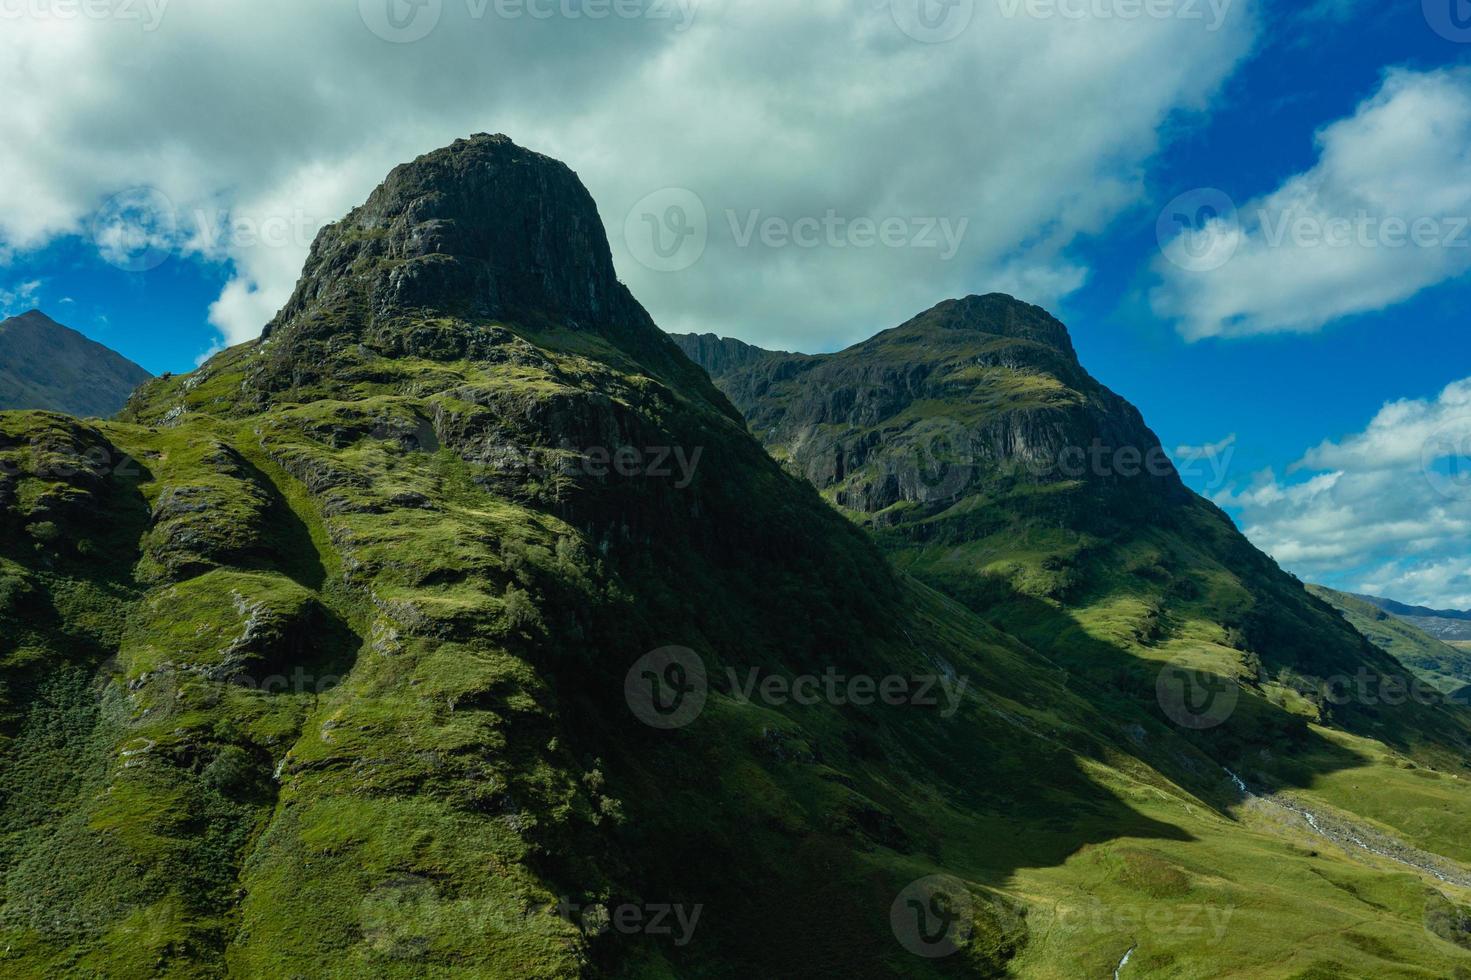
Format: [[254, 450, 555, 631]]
[[1, 141, 1471, 978], [1310, 585, 1471, 694], [0, 312, 151, 418], [671, 297, 1447, 728], [674, 297, 1471, 936]]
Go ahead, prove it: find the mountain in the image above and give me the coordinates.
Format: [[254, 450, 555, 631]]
[[4, 139, 1471, 977], [1350, 592, 1471, 643], [670, 297, 1429, 722], [0, 311, 151, 417], [676, 301, 1471, 942], [1309, 585, 1471, 693]]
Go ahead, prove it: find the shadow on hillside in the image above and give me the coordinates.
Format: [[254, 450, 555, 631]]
[[232, 453, 328, 592], [0, 450, 153, 735], [545, 578, 1237, 978], [917, 570, 1382, 808]]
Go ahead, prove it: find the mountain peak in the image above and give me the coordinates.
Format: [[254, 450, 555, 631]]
[[882, 293, 1078, 361], [136, 136, 726, 421], [264, 133, 636, 347], [0, 310, 151, 417]]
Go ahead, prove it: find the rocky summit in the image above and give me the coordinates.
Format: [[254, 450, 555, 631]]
[[678, 294, 1176, 517], [3, 137, 1471, 978], [674, 297, 1430, 706]]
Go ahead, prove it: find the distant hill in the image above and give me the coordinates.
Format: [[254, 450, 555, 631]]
[[0, 310, 151, 417], [1309, 585, 1471, 692], [1349, 591, 1471, 643]]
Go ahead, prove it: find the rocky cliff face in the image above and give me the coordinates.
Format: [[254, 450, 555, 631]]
[[0, 311, 151, 417], [670, 332, 801, 379], [217, 134, 718, 415], [267, 135, 623, 335], [674, 297, 1455, 728], [675, 293, 1185, 523]]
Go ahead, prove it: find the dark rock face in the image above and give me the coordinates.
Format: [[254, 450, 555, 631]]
[[671, 332, 803, 379], [675, 293, 1184, 522], [232, 134, 721, 416], [0, 311, 151, 418], [266, 135, 631, 338]]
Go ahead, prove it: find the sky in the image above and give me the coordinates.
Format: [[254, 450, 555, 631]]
[[2, 0, 1471, 606]]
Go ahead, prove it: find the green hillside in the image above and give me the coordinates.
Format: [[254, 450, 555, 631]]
[[672, 297, 1463, 754], [1, 138, 1471, 978], [1355, 593, 1471, 645], [678, 298, 1471, 973]]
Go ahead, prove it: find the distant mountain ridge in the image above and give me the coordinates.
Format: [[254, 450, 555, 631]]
[[1356, 593, 1471, 621], [0, 311, 150, 417], [1309, 584, 1471, 692], [1354, 592, 1471, 642], [671, 332, 805, 379]]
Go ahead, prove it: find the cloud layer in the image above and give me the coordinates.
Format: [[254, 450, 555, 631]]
[[0, 0, 1252, 350], [1153, 68, 1471, 341], [1216, 378, 1471, 608]]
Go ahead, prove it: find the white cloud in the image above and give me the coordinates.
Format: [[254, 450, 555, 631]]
[[0, 0, 1254, 351], [1175, 433, 1236, 460], [0, 279, 43, 317], [1214, 378, 1471, 607], [1296, 379, 1471, 471], [1361, 558, 1471, 612], [1152, 68, 1471, 341]]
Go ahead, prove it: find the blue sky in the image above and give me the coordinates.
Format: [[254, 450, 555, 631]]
[[2, 0, 1471, 605], [1, 238, 230, 375], [1068, 0, 1471, 474]]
